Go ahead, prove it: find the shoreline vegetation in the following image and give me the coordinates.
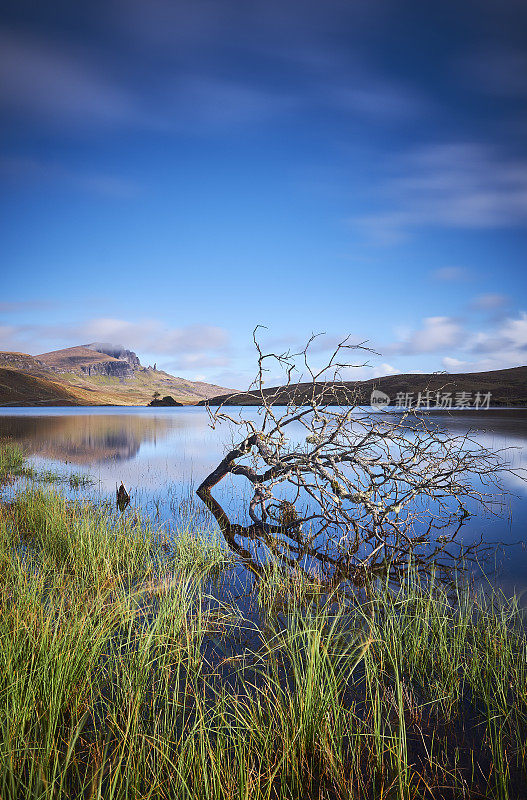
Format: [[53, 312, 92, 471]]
[[1, 442, 527, 799]]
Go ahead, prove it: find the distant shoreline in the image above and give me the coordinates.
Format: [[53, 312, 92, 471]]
[[1, 404, 527, 414]]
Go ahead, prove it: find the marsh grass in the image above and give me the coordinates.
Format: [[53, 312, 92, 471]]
[[1, 443, 527, 799], [0, 440, 94, 488], [68, 472, 96, 489], [0, 440, 28, 480]]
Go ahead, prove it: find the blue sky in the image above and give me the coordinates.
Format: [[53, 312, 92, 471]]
[[1, 0, 526, 389]]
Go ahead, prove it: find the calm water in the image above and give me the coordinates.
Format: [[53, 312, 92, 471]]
[[1, 406, 526, 597]]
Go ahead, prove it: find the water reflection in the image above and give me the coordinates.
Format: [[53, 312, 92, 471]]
[[0, 413, 177, 464], [196, 479, 488, 594]]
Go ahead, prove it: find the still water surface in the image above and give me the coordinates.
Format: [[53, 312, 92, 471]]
[[1, 406, 526, 597]]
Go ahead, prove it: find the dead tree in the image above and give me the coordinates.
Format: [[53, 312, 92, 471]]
[[197, 329, 511, 582]]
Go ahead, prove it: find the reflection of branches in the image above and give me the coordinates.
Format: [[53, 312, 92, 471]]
[[198, 482, 491, 595], [197, 330, 513, 585]]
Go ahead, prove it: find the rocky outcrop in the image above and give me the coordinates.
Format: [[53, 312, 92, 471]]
[[148, 395, 182, 406], [86, 343, 141, 370], [81, 360, 134, 378]]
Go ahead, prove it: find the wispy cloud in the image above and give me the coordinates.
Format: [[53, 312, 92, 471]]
[[0, 300, 56, 313], [0, 29, 143, 128], [430, 266, 471, 282], [0, 156, 139, 197], [326, 76, 429, 122], [0, 7, 431, 137], [162, 353, 231, 370], [353, 142, 527, 242], [0, 325, 20, 352], [340, 362, 399, 381], [470, 293, 509, 311], [78, 318, 229, 355], [166, 76, 300, 132], [458, 46, 527, 98], [0, 27, 303, 134], [468, 312, 527, 357], [0, 317, 231, 370]]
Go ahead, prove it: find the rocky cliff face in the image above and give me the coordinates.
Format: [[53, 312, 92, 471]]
[[81, 360, 134, 378], [86, 343, 141, 370]]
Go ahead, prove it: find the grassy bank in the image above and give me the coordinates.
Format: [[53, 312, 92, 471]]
[[0, 443, 526, 799]]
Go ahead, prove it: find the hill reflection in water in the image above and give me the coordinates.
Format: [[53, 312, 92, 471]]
[[0, 413, 177, 464]]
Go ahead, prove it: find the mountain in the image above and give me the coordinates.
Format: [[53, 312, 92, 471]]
[[198, 365, 527, 408], [0, 345, 235, 406], [38, 345, 135, 377], [37, 343, 143, 377]]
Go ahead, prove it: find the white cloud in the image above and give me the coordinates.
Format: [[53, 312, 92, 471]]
[[388, 316, 463, 354], [371, 362, 397, 378], [441, 354, 525, 373], [0, 316, 231, 369], [435, 312, 527, 372], [442, 356, 467, 371], [500, 312, 527, 349], [381, 312, 527, 373], [468, 312, 527, 354], [78, 318, 229, 354], [332, 361, 398, 382]]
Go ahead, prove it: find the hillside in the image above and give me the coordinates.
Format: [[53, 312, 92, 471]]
[[198, 365, 527, 408], [0, 367, 95, 407], [0, 351, 51, 376], [0, 345, 235, 406]]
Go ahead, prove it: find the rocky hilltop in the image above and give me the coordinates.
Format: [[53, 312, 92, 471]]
[[38, 345, 136, 378], [0, 351, 48, 374], [86, 342, 141, 370]]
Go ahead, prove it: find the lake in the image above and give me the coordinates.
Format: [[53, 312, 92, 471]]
[[1, 406, 526, 598]]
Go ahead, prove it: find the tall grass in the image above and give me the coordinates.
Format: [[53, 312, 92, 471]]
[[0, 440, 90, 486], [0, 441, 27, 480], [0, 443, 526, 798]]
